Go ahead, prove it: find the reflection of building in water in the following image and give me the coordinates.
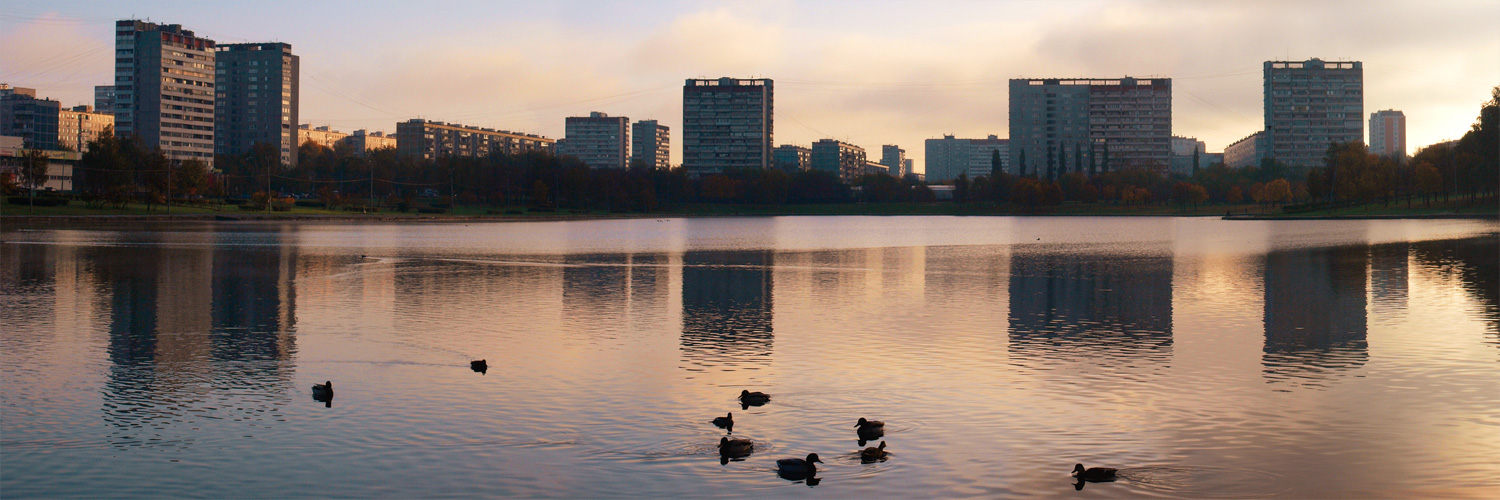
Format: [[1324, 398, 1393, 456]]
[[1411, 237, 1499, 344], [1368, 242, 1409, 311], [562, 253, 670, 336], [680, 251, 774, 367], [212, 244, 298, 361], [1262, 245, 1368, 388], [1007, 249, 1174, 366]]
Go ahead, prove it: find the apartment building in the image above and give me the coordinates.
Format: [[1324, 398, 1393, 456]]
[[1264, 59, 1363, 169], [682, 77, 773, 175], [395, 119, 553, 159], [215, 42, 299, 167], [114, 20, 217, 166]]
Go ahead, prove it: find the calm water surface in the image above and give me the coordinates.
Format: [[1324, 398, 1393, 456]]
[[3, 216, 1498, 498]]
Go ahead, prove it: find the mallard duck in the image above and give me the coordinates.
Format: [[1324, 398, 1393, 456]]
[[471, 360, 488, 373], [1073, 463, 1117, 481], [718, 437, 754, 457], [860, 441, 888, 462], [855, 417, 885, 439], [739, 390, 770, 405], [712, 412, 733, 428], [312, 381, 333, 399], [777, 453, 822, 475]]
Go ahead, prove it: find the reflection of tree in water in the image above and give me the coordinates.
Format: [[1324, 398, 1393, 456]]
[[1411, 236, 1499, 347], [90, 242, 300, 450], [1262, 245, 1368, 390], [680, 251, 774, 370], [1007, 249, 1174, 369]]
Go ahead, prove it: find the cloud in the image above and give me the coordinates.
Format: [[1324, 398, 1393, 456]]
[[630, 8, 785, 77]]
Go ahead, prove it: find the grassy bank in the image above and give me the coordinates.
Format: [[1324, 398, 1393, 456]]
[[3, 198, 1494, 221]]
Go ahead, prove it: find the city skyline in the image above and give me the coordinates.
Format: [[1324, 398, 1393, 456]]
[[1, 1, 1496, 173]]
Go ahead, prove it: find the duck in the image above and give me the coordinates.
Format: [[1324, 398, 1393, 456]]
[[311, 381, 333, 399], [855, 417, 885, 439], [718, 437, 754, 457], [777, 453, 822, 475], [471, 359, 488, 373], [1073, 463, 1118, 482], [860, 441, 889, 462], [739, 390, 771, 406], [712, 412, 733, 428]]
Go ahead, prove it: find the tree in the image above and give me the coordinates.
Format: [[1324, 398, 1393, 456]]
[[953, 173, 969, 204], [1264, 178, 1292, 205], [174, 158, 210, 198], [1018, 149, 1028, 177], [19, 148, 49, 212], [990, 149, 1002, 178]]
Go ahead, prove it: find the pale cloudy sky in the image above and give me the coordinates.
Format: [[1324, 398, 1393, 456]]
[[2, 0, 1496, 172]]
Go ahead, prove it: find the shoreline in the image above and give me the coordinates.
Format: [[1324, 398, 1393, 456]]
[[2, 210, 1495, 225]]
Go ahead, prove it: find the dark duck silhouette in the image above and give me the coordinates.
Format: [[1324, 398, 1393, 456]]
[[470, 359, 488, 374], [777, 453, 822, 480], [1073, 463, 1118, 482], [712, 412, 733, 428], [860, 441, 889, 462], [311, 381, 334, 406], [718, 437, 754, 457], [739, 390, 770, 408], [855, 417, 885, 441]]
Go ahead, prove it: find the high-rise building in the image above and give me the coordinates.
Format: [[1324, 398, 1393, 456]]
[[215, 42, 299, 167], [58, 105, 114, 152], [1368, 109, 1406, 161], [557, 111, 628, 169], [1224, 131, 1267, 168], [810, 139, 866, 183], [115, 20, 217, 166], [631, 119, 670, 169], [94, 86, 116, 114], [880, 145, 905, 177], [395, 119, 553, 159], [1009, 77, 1172, 177], [923, 134, 1007, 182], [901, 159, 913, 178], [773, 144, 810, 172], [0, 85, 61, 150], [1263, 59, 1363, 169], [682, 77, 773, 175]]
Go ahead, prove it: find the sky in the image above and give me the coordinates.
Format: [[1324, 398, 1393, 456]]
[[2, 0, 1497, 173]]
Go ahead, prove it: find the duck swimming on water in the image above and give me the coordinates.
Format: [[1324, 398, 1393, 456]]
[[471, 360, 488, 374], [777, 453, 822, 476], [1073, 463, 1118, 482], [739, 390, 770, 407], [855, 417, 885, 440], [718, 436, 754, 458], [712, 412, 733, 428], [860, 441, 888, 462]]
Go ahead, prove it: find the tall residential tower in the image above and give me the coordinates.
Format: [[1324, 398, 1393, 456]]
[[1263, 59, 1363, 169], [631, 119, 670, 169], [1368, 109, 1406, 161], [215, 43, 299, 167], [682, 77, 773, 175], [1009, 77, 1172, 178], [114, 20, 216, 166]]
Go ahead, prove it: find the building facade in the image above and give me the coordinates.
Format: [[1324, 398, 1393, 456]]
[[215, 42, 299, 167], [1009, 77, 1172, 177], [297, 124, 347, 149], [1264, 59, 1363, 169], [0, 86, 61, 150], [1, 136, 78, 191], [1224, 131, 1267, 168], [880, 145, 905, 177], [1169, 136, 1206, 176], [923, 134, 1007, 182], [58, 105, 114, 152], [810, 139, 866, 184], [682, 77, 773, 175], [115, 20, 217, 166], [773, 144, 810, 172], [630, 119, 670, 169], [967, 135, 1008, 179], [1368, 109, 1406, 160], [342, 130, 397, 155], [901, 159, 914, 178], [395, 119, 553, 159], [557, 111, 629, 169], [94, 85, 116, 113]]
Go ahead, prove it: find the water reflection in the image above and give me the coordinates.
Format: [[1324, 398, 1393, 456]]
[[1007, 246, 1174, 369], [1410, 236, 1500, 347], [680, 251, 774, 370], [1261, 245, 1368, 389]]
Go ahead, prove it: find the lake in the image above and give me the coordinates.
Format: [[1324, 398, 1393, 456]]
[[2, 216, 1498, 498]]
